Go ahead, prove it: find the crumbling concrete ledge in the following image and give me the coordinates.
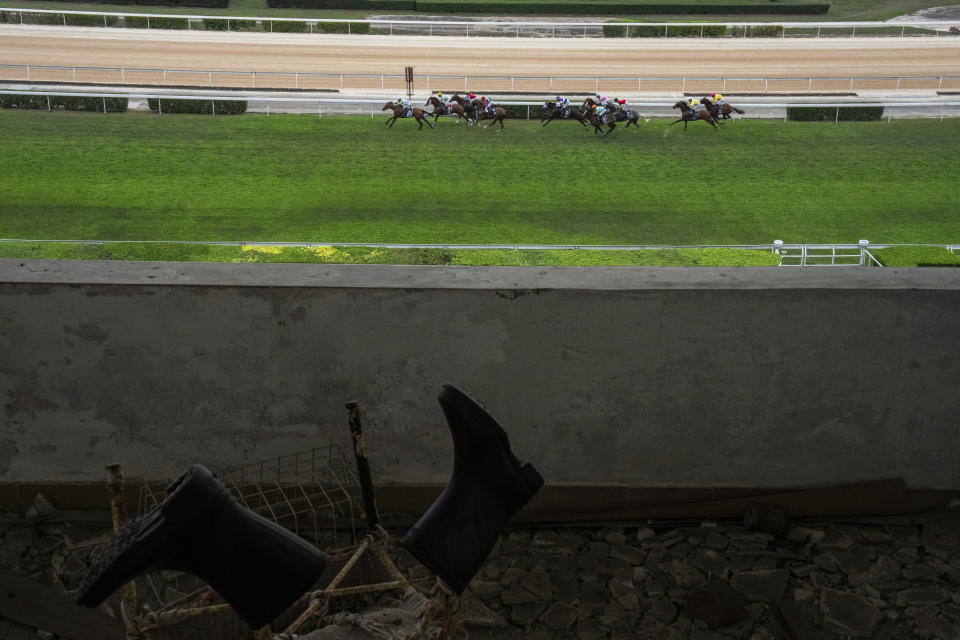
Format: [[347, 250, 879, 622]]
[[1, 260, 959, 518]]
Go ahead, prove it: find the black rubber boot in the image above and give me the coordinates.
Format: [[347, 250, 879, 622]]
[[75, 464, 327, 629], [401, 385, 544, 594]]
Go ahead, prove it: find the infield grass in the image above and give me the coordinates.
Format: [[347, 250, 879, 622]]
[[1, 110, 959, 247]]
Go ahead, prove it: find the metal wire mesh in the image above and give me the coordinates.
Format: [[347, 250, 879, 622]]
[[135, 445, 366, 608]]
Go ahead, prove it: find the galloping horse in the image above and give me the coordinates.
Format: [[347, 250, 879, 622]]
[[700, 97, 745, 122], [581, 97, 644, 131], [670, 101, 718, 131], [476, 104, 508, 133], [584, 110, 617, 135], [425, 96, 467, 125], [449, 95, 480, 125], [382, 102, 434, 130], [540, 101, 590, 129]]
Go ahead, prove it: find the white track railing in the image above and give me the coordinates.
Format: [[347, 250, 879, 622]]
[[4, 89, 960, 121], [3, 89, 960, 108], [2, 64, 959, 95], [1, 9, 959, 37]]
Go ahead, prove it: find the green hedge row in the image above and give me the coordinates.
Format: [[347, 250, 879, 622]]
[[147, 98, 247, 114], [125, 16, 189, 28], [267, 0, 827, 13], [202, 18, 258, 30], [41, 0, 227, 6], [14, 12, 120, 25], [786, 106, 883, 122], [603, 23, 726, 36], [267, 0, 413, 8], [316, 21, 371, 33], [0, 94, 128, 112], [199, 17, 370, 32]]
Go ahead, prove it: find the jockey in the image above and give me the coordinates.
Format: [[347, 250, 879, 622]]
[[436, 91, 446, 104], [465, 92, 477, 101], [616, 98, 627, 110], [708, 92, 724, 116], [687, 97, 700, 109], [555, 95, 569, 111], [481, 96, 493, 113]]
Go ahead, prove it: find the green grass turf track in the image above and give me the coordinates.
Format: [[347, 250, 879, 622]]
[[1, 110, 959, 247]]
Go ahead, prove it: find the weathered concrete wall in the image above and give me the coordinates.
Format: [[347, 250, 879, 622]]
[[1, 260, 959, 492]]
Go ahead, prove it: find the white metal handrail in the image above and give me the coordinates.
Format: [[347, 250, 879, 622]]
[[3, 89, 960, 109]]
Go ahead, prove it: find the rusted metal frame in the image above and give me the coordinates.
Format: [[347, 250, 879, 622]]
[[271, 477, 300, 535], [319, 577, 433, 598], [405, 581, 462, 640], [307, 468, 348, 540], [371, 531, 417, 596], [283, 536, 372, 634], [293, 480, 322, 543], [105, 463, 139, 640], [315, 461, 362, 540], [154, 603, 232, 624], [347, 401, 381, 530]]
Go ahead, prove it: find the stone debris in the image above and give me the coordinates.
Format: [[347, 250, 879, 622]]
[[2, 507, 960, 639]]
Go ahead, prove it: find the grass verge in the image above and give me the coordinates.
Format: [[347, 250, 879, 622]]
[[1, 111, 959, 248], [0, 242, 781, 265], [873, 246, 960, 267]]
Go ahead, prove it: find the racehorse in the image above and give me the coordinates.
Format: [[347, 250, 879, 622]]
[[581, 97, 644, 131], [382, 102, 434, 130], [700, 97, 745, 122], [424, 96, 467, 125], [475, 104, 508, 133], [670, 101, 718, 131], [540, 101, 590, 129], [449, 95, 480, 125], [584, 110, 617, 135]]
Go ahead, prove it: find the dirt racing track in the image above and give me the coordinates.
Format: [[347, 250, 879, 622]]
[[2, 25, 960, 93]]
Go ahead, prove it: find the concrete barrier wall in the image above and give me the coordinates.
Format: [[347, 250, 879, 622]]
[[2, 260, 959, 495]]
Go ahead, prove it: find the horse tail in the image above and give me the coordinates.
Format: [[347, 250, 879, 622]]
[[733, 107, 745, 114]]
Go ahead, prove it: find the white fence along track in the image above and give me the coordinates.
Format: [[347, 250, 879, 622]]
[[1, 8, 959, 38]]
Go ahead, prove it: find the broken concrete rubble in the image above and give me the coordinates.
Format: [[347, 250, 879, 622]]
[[3, 509, 960, 639]]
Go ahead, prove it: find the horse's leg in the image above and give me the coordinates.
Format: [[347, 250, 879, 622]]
[[669, 118, 683, 126], [386, 116, 397, 128]]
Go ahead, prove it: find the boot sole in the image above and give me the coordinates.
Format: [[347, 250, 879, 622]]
[[75, 465, 226, 608]]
